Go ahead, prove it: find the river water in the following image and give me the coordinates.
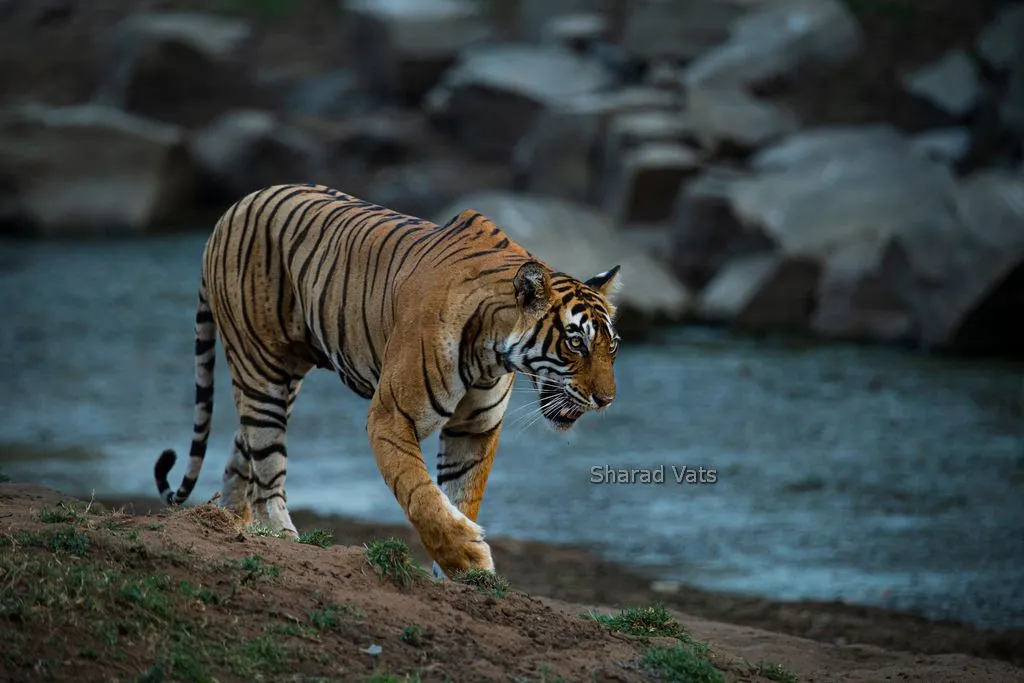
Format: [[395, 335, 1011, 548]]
[[2, 234, 1022, 631]]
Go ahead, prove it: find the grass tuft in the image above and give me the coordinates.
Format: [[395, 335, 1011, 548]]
[[246, 521, 282, 538], [586, 604, 687, 640], [364, 672, 422, 683], [644, 644, 725, 683], [452, 568, 512, 597], [237, 554, 283, 580], [298, 528, 334, 548], [363, 538, 426, 588], [749, 660, 800, 682], [400, 624, 424, 646], [37, 501, 88, 525]]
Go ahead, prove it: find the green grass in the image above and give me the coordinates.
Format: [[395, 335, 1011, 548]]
[[643, 644, 725, 683], [585, 604, 688, 639], [452, 568, 512, 597], [400, 624, 424, 645], [246, 521, 281, 538], [308, 601, 362, 631], [298, 528, 334, 548], [586, 604, 727, 682], [364, 672, 422, 683], [537, 663, 566, 682], [363, 538, 427, 588], [0, 522, 315, 681], [748, 660, 800, 683], [237, 554, 283, 580], [36, 500, 90, 525]]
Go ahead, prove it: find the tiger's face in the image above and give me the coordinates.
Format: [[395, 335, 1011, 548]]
[[504, 261, 622, 432]]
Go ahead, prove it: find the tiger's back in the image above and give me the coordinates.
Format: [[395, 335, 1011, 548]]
[[203, 183, 529, 398]]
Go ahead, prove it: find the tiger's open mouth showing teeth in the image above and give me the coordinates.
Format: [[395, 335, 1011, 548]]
[[540, 387, 585, 428]]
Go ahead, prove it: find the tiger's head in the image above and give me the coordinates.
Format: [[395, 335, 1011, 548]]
[[502, 260, 622, 432]]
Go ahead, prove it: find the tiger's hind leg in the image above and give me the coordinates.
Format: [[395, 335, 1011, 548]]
[[431, 375, 514, 580], [221, 430, 258, 525], [232, 373, 303, 539]]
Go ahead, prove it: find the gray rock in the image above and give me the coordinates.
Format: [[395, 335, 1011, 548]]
[[620, 0, 749, 62], [698, 129, 969, 342], [900, 49, 982, 118], [282, 69, 377, 118], [426, 44, 617, 161], [190, 110, 328, 200], [0, 103, 194, 236], [687, 87, 799, 151], [729, 144, 958, 258], [513, 88, 680, 203], [976, 3, 1024, 70], [695, 252, 821, 330], [881, 169, 1024, 352], [1002, 47, 1024, 138], [683, 0, 861, 90], [910, 127, 972, 166], [603, 142, 702, 226], [432, 191, 693, 336], [517, 0, 603, 41], [94, 12, 261, 127], [810, 242, 912, 342], [345, 0, 490, 103], [364, 158, 511, 221], [670, 165, 772, 290], [749, 124, 909, 171], [539, 12, 608, 52]]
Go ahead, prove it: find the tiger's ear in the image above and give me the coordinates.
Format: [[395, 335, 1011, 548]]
[[585, 265, 622, 302], [513, 260, 554, 317]]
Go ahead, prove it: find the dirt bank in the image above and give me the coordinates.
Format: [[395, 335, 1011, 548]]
[[2, 484, 1021, 683]]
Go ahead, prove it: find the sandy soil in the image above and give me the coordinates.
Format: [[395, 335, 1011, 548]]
[[1, 483, 1021, 683]]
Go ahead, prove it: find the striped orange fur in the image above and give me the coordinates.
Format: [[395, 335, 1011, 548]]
[[153, 183, 621, 576]]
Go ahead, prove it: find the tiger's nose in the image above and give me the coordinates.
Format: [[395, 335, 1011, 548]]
[[592, 393, 614, 408]]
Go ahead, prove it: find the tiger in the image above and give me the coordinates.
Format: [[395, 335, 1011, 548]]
[[153, 183, 622, 578]]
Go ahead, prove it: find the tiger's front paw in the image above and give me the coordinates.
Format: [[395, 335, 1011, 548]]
[[432, 515, 494, 577]]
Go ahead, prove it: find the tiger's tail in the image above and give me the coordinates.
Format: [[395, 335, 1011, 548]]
[[154, 278, 216, 506]]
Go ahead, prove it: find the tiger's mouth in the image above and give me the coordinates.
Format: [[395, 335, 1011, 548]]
[[539, 386, 586, 429]]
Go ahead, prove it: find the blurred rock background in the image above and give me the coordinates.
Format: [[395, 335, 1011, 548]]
[[0, 0, 1022, 356]]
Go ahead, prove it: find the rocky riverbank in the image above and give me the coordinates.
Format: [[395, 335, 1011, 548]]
[[0, 0, 1021, 351]]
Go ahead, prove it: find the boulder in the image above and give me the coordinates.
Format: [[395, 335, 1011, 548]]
[[94, 12, 263, 128], [670, 165, 772, 290], [900, 49, 982, 119], [425, 44, 616, 161], [602, 142, 702, 226], [190, 110, 329, 201], [0, 103, 194, 237], [976, 3, 1024, 70], [686, 86, 799, 152], [729, 138, 959, 258], [513, 87, 679, 203], [1003, 47, 1024, 138], [881, 169, 1024, 353], [910, 127, 972, 167], [810, 242, 912, 343], [539, 12, 608, 53], [344, 0, 490, 104], [748, 124, 909, 171], [281, 69, 377, 118], [364, 159, 512, 221], [517, 0, 603, 41], [619, 0, 751, 63], [695, 253, 821, 330], [680, 127, 973, 342], [432, 191, 692, 337], [683, 0, 861, 91]]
